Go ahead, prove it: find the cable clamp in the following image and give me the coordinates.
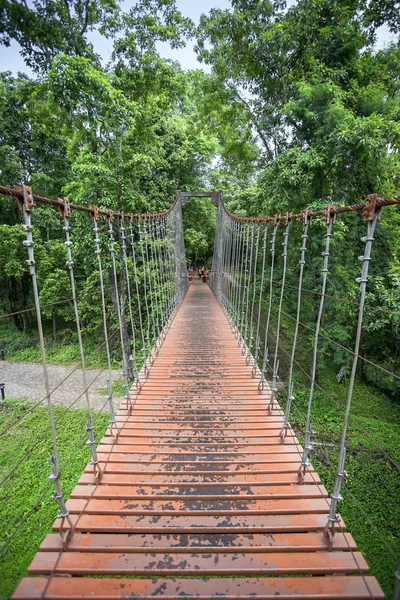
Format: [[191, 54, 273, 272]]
[[361, 236, 374, 242], [58, 197, 71, 218], [66, 260, 74, 267], [358, 255, 371, 262], [331, 492, 344, 502], [24, 259, 35, 266], [16, 185, 35, 212], [91, 205, 100, 221], [363, 193, 383, 221], [63, 225, 71, 232], [21, 224, 32, 232], [324, 204, 336, 224], [22, 240, 34, 247], [64, 240, 73, 247], [355, 276, 368, 284]]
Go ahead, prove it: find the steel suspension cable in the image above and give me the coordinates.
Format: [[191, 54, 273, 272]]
[[143, 218, 158, 347], [148, 218, 162, 345], [246, 223, 260, 365], [232, 222, 243, 336], [253, 303, 400, 475], [92, 215, 118, 435], [106, 215, 131, 410], [228, 220, 239, 330], [252, 224, 268, 377], [137, 218, 153, 363], [128, 217, 148, 378], [325, 207, 382, 540], [259, 220, 279, 391], [242, 222, 255, 355], [280, 214, 310, 441], [160, 216, 173, 324], [61, 198, 100, 478], [19, 186, 73, 543], [298, 210, 335, 483], [238, 224, 250, 346], [119, 215, 139, 388], [268, 218, 290, 412], [155, 219, 167, 338]]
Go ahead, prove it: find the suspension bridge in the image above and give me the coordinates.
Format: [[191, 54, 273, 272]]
[[0, 186, 399, 599]]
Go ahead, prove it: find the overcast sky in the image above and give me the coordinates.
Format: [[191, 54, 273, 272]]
[[0, 0, 397, 76]]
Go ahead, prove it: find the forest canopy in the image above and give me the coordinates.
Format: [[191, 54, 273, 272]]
[[0, 0, 399, 393]]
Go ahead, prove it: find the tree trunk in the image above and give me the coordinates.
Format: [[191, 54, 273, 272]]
[[52, 308, 57, 344], [9, 277, 24, 331]]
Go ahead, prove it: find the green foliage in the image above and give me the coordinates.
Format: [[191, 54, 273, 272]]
[[0, 399, 110, 600], [282, 372, 400, 597]]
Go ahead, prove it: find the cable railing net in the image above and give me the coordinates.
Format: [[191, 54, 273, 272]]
[[0, 186, 188, 595], [210, 192, 400, 599]]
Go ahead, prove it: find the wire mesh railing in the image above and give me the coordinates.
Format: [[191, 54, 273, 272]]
[[210, 192, 400, 598], [0, 185, 188, 597]]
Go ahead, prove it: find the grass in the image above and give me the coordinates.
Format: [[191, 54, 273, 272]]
[[0, 399, 110, 599], [278, 371, 400, 597], [0, 321, 118, 369], [263, 304, 400, 597], [1, 308, 399, 598], [99, 378, 127, 397]]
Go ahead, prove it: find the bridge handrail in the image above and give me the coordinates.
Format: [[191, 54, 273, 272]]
[[220, 193, 400, 222], [0, 185, 179, 219]]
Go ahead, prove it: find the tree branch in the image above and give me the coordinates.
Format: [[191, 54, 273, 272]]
[[232, 88, 275, 161]]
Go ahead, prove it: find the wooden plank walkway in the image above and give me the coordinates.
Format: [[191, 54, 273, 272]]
[[14, 279, 384, 599]]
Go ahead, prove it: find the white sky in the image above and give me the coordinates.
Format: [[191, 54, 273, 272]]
[[0, 0, 397, 76]]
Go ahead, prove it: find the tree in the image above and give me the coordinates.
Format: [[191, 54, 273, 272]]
[[0, 0, 121, 73]]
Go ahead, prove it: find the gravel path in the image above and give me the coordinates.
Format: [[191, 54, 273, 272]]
[[0, 360, 122, 411]]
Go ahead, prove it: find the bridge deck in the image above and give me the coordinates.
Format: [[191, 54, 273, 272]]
[[14, 280, 383, 599]]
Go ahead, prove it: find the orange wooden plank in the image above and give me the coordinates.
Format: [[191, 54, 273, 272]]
[[13, 576, 385, 599], [39, 531, 356, 553], [69, 483, 327, 499], [65, 497, 330, 516], [12, 279, 383, 600], [53, 512, 336, 533], [29, 550, 369, 576]]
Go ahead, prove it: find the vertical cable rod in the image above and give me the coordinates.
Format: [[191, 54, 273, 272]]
[[247, 223, 260, 364], [107, 215, 131, 409], [259, 220, 279, 391], [298, 210, 335, 483], [238, 224, 250, 346], [119, 215, 139, 386], [280, 213, 310, 441], [243, 222, 255, 354], [268, 218, 290, 412], [20, 186, 73, 543], [61, 199, 100, 474], [325, 207, 381, 539], [92, 212, 118, 433], [128, 217, 148, 378], [252, 224, 268, 377], [137, 218, 152, 363]]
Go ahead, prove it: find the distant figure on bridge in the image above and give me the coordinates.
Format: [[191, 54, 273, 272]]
[[198, 268, 203, 279], [202, 267, 209, 283]]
